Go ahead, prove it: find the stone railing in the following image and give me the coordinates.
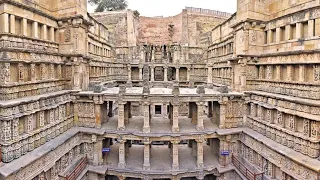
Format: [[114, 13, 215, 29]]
[[0, 34, 59, 53], [246, 79, 320, 100], [0, 80, 67, 100], [246, 116, 320, 158], [232, 155, 264, 180]]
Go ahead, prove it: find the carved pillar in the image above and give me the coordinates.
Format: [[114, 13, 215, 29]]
[[1, 121, 12, 142], [151, 66, 155, 81], [172, 104, 179, 132], [196, 102, 204, 131], [118, 140, 126, 168], [286, 65, 292, 81], [117, 102, 125, 130], [164, 67, 168, 82], [285, 25, 292, 40], [275, 65, 281, 81], [9, 14, 15, 34], [139, 66, 143, 80], [276, 27, 281, 43], [196, 139, 204, 168], [267, 30, 273, 43], [127, 66, 132, 82], [296, 22, 302, 39], [143, 102, 150, 133], [0, 13, 9, 33], [1, 63, 10, 85], [93, 136, 103, 165], [187, 67, 191, 82], [299, 65, 305, 82], [49, 27, 55, 42], [143, 138, 150, 170], [207, 66, 213, 84], [308, 19, 315, 37], [32, 21, 38, 39], [219, 97, 228, 129], [171, 140, 179, 170], [94, 98, 102, 128], [176, 67, 180, 82], [42, 24, 47, 40]]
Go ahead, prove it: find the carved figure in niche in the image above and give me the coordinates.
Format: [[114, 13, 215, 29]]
[[65, 28, 71, 42]]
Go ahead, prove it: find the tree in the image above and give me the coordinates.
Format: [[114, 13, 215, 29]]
[[89, 0, 128, 12]]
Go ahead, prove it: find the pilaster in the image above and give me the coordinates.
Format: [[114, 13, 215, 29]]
[[176, 67, 180, 81], [164, 67, 168, 82], [171, 140, 179, 170], [172, 104, 179, 132], [207, 66, 213, 84], [143, 101, 151, 133], [196, 102, 204, 131], [0, 13, 9, 33], [9, 14, 15, 34], [196, 138, 204, 168], [117, 102, 125, 130], [32, 21, 38, 39], [143, 138, 151, 170], [308, 19, 315, 37], [118, 139, 126, 168]]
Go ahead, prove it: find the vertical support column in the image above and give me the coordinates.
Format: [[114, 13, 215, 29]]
[[0, 13, 9, 33], [162, 103, 168, 116], [49, 27, 55, 42], [285, 24, 292, 40], [143, 138, 150, 170], [30, 64, 36, 82], [219, 97, 228, 129], [139, 66, 143, 81], [299, 65, 305, 82], [127, 66, 132, 82], [22, 18, 27, 36], [276, 27, 281, 43], [296, 22, 302, 39], [9, 14, 15, 34], [93, 136, 103, 165], [42, 24, 47, 40], [151, 66, 155, 81], [171, 140, 179, 170], [118, 139, 126, 168], [207, 66, 213, 84], [164, 67, 168, 82], [308, 19, 315, 37], [143, 102, 150, 133], [176, 67, 180, 82], [172, 104, 179, 132], [196, 138, 204, 168], [275, 65, 281, 81], [94, 100, 102, 128], [196, 102, 204, 131], [117, 102, 125, 130], [187, 67, 191, 82], [287, 65, 292, 81], [267, 30, 273, 43], [32, 21, 38, 38]]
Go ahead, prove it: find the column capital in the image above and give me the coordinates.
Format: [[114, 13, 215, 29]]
[[171, 140, 180, 144], [143, 137, 150, 144], [196, 101, 205, 106]]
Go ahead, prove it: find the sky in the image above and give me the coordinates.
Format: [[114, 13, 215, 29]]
[[88, 0, 237, 17]]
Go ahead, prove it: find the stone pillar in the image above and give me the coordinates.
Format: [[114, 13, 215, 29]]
[[219, 97, 228, 129], [275, 65, 281, 81], [296, 22, 302, 39], [267, 30, 273, 43], [49, 27, 55, 42], [276, 27, 281, 43], [162, 103, 168, 116], [164, 67, 168, 82], [207, 67, 213, 84], [196, 102, 204, 131], [32, 21, 38, 38], [151, 66, 155, 81], [285, 25, 292, 40], [196, 139, 204, 168], [187, 67, 191, 82], [299, 65, 305, 82], [171, 140, 179, 170], [30, 64, 36, 82], [139, 66, 143, 80], [42, 24, 47, 40], [118, 140, 126, 168], [176, 67, 180, 82], [143, 102, 150, 133], [308, 19, 315, 37], [93, 136, 103, 165], [0, 13, 9, 33], [143, 139, 151, 170], [9, 14, 15, 34], [22, 18, 28, 36], [117, 102, 125, 130], [127, 66, 132, 82], [94, 102, 102, 128], [172, 104, 179, 132], [286, 65, 292, 81]]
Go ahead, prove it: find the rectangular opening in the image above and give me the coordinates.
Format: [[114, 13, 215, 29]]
[[290, 24, 296, 39], [302, 21, 308, 38], [280, 26, 285, 41], [155, 105, 162, 115], [271, 29, 276, 43]]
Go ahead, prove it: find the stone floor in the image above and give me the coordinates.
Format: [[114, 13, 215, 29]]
[[104, 143, 219, 172], [102, 116, 219, 134]]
